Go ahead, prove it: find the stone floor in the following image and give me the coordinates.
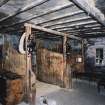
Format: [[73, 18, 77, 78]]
[[36, 80, 105, 105]]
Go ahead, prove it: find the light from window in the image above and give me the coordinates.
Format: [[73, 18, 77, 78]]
[[96, 48, 103, 65]]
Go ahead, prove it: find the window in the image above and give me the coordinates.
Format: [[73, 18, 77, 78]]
[[96, 48, 103, 65]]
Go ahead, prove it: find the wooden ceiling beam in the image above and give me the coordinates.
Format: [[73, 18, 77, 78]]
[[80, 33, 105, 38], [0, 3, 75, 29], [44, 16, 91, 28], [51, 21, 97, 29], [0, 0, 10, 7], [0, 0, 49, 23], [64, 28, 105, 35], [36, 11, 84, 25], [58, 26, 102, 32], [56, 24, 101, 31], [24, 23, 82, 40], [59, 27, 105, 32], [70, 0, 105, 26]]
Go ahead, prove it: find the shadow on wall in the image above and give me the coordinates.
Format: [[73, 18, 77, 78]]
[[85, 56, 105, 73], [85, 56, 95, 72]]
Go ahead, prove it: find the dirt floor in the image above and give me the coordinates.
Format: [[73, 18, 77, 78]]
[[36, 80, 105, 105], [19, 80, 105, 105]]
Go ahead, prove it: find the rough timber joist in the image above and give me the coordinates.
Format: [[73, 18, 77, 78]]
[[0, 0, 50, 23], [0, 0, 105, 38], [0, 0, 10, 7], [24, 23, 81, 40]]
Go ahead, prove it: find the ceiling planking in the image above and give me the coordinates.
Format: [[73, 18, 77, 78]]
[[0, 0, 105, 38], [96, 0, 105, 14], [0, 0, 10, 7], [50, 20, 98, 29]]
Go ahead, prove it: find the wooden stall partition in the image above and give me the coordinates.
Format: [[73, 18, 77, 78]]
[[67, 54, 84, 73], [2, 42, 26, 76], [0, 45, 3, 70], [37, 48, 64, 87], [0, 40, 27, 105], [63, 35, 71, 88], [75, 54, 84, 73]]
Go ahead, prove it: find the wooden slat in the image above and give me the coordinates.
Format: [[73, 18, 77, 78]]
[[0, 0, 49, 23], [36, 11, 84, 25], [0, 0, 10, 7], [71, 0, 105, 26], [0, 3, 74, 29], [51, 20, 97, 29], [44, 16, 91, 27]]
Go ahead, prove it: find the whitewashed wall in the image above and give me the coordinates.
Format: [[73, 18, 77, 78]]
[[86, 37, 105, 67]]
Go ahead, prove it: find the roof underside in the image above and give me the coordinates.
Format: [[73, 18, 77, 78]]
[[0, 0, 105, 38]]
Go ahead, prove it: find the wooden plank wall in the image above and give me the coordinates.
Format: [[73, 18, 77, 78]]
[[0, 45, 3, 70], [67, 54, 84, 73], [37, 48, 64, 87], [0, 37, 27, 104], [36, 38, 84, 88], [1, 41, 26, 76]]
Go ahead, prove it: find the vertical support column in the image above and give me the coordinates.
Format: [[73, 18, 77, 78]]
[[63, 35, 70, 88], [63, 35, 67, 61], [2, 35, 5, 69], [25, 24, 36, 105], [25, 24, 32, 102], [82, 39, 85, 72], [34, 33, 37, 76]]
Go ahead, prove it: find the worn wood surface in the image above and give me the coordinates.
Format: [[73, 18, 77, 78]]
[[25, 23, 81, 40], [0, 71, 24, 105], [63, 35, 70, 88], [0, 41, 27, 104], [37, 48, 64, 87], [2, 42, 26, 76], [36, 48, 84, 88], [67, 54, 84, 73]]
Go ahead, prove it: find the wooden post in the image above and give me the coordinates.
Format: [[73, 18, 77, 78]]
[[25, 24, 32, 102], [82, 39, 85, 72], [25, 24, 36, 105], [63, 35, 70, 88], [63, 35, 67, 62], [2, 35, 4, 69]]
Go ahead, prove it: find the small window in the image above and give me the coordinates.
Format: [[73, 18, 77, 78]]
[[96, 48, 103, 65]]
